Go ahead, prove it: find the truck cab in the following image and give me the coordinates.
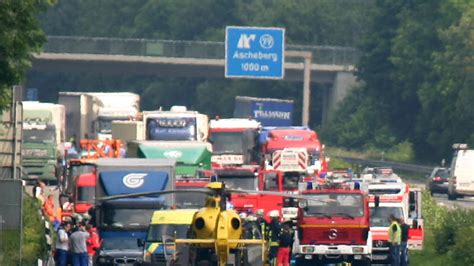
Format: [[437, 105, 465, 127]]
[[262, 128, 324, 175], [294, 185, 372, 266], [94, 158, 176, 264], [230, 170, 301, 222], [175, 175, 211, 209], [22, 102, 65, 184], [144, 106, 209, 142], [209, 118, 260, 166]]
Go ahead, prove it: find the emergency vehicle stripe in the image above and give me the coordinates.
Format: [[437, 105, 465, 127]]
[[273, 151, 281, 169], [147, 243, 159, 253], [298, 152, 306, 170], [299, 224, 369, 228]]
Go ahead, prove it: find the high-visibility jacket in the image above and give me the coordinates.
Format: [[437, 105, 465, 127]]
[[388, 221, 401, 244], [268, 219, 281, 247]]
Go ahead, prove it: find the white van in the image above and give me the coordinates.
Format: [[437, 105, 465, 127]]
[[448, 144, 474, 200]]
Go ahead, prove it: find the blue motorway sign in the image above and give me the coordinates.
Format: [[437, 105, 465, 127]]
[[225, 26, 285, 79]]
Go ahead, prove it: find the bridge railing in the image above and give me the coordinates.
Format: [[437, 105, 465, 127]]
[[44, 36, 361, 66]]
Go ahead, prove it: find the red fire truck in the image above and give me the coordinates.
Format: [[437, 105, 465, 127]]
[[230, 170, 302, 221], [294, 183, 372, 266], [262, 128, 327, 176]]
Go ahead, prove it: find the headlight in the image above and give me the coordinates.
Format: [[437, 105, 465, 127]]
[[97, 256, 108, 264], [302, 246, 315, 253]]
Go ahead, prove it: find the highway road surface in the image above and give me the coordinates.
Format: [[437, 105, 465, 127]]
[[432, 193, 474, 209]]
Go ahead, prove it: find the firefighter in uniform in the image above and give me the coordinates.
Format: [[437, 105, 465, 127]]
[[244, 214, 262, 239], [277, 220, 294, 266], [268, 210, 281, 266]]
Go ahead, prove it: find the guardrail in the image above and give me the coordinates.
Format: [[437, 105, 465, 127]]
[[44, 36, 361, 66], [335, 156, 434, 174]]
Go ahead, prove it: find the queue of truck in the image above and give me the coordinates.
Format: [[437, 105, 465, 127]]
[[6, 94, 432, 265]]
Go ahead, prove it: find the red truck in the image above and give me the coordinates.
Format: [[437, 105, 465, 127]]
[[229, 170, 303, 222], [262, 128, 327, 177], [294, 184, 372, 266]]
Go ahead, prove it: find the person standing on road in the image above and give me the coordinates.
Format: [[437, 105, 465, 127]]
[[55, 221, 71, 266], [268, 210, 281, 266], [388, 214, 401, 266], [86, 225, 100, 266], [70, 222, 90, 266], [399, 218, 410, 266], [276, 221, 293, 266]]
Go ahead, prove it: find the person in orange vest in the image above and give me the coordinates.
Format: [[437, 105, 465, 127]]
[[43, 194, 60, 230], [86, 224, 101, 266]]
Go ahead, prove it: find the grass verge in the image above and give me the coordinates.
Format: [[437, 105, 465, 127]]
[[0, 191, 48, 265]]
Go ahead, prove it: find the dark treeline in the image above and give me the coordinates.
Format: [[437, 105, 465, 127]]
[[26, 0, 474, 162]]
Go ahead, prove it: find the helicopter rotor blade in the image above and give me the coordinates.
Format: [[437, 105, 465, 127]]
[[226, 188, 330, 202], [98, 188, 212, 202]]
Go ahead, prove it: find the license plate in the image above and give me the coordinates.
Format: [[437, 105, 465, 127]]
[[373, 255, 388, 260], [326, 249, 340, 254], [304, 255, 312, 260]]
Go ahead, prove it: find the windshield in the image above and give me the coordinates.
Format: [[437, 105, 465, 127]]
[[102, 208, 155, 228], [283, 172, 300, 190], [23, 128, 56, 143], [97, 118, 112, 134], [176, 186, 208, 208], [434, 169, 449, 179], [77, 186, 95, 203], [219, 177, 256, 190], [303, 193, 364, 217], [211, 132, 244, 154], [102, 237, 140, 250], [147, 117, 197, 141], [146, 224, 189, 242], [368, 188, 401, 195], [370, 207, 404, 227]]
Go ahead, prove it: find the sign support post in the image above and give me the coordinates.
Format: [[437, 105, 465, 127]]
[[285, 51, 313, 127]]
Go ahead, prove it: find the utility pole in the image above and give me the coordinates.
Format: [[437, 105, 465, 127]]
[[285, 51, 312, 127]]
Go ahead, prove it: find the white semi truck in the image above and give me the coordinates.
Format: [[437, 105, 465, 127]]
[[58, 92, 140, 140], [112, 106, 209, 143]]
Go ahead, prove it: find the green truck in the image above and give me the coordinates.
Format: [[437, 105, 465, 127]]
[[22, 102, 65, 184], [126, 141, 212, 177]]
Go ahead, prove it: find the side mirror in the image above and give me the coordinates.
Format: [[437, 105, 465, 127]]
[[137, 238, 145, 247]]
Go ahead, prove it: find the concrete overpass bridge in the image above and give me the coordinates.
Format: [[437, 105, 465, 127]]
[[29, 36, 361, 123]]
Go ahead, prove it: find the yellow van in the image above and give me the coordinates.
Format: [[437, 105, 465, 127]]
[[141, 209, 197, 266]]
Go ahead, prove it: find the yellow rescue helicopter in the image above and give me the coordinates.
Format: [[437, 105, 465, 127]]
[[100, 181, 323, 266]]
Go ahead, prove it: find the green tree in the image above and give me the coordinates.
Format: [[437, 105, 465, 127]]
[[0, 0, 52, 110]]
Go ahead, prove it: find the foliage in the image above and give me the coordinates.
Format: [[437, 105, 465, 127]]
[[323, 0, 474, 162], [0, 0, 52, 110], [0, 192, 47, 265], [22, 192, 48, 265], [412, 192, 474, 265]]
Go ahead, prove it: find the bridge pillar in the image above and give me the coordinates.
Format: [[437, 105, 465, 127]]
[[321, 71, 358, 125]]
